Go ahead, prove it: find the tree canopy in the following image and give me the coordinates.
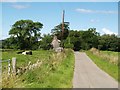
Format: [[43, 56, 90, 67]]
[[2, 19, 119, 52], [39, 34, 53, 50], [51, 22, 69, 40], [9, 20, 43, 50]]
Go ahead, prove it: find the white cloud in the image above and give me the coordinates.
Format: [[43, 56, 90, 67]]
[[11, 4, 30, 9], [102, 28, 117, 35], [76, 8, 117, 14], [76, 8, 93, 13]]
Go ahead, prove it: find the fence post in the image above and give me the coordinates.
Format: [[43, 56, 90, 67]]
[[12, 57, 16, 75], [8, 59, 11, 76]]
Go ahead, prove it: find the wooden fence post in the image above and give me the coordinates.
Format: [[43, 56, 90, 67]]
[[8, 59, 11, 76], [12, 57, 16, 75]]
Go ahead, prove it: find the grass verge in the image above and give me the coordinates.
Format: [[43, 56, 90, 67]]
[[2, 49, 75, 88], [22, 49, 75, 88], [86, 51, 119, 82]]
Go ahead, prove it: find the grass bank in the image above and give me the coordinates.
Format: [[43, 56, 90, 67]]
[[2, 49, 75, 88], [86, 51, 118, 82]]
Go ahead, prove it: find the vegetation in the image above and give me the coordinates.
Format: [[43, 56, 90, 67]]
[[1, 19, 119, 87], [1, 17, 119, 88], [98, 34, 119, 51], [51, 22, 69, 41], [39, 34, 53, 50], [89, 48, 118, 65], [86, 49, 119, 82], [4, 20, 43, 50], [1, 19, 119, 52], [2, 49, 75, 88]]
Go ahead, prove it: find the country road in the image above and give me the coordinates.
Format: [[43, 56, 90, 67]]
[[73, 52, 118, 88]]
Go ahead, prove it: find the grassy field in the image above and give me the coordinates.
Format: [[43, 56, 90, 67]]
[[2, 49, 75, 88], [86, 50, 119, 82], [89, 48, 118, 65], [100, 51, 118, 64]]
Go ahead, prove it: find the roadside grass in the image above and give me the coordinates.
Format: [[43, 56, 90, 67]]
[[20, 49, 74, 88], [2, 49, 75, 88], [86, 51, 119, 82], [89, 48, 118, 65], [100, 51, 118, 64], [101, 51, 118, 56]]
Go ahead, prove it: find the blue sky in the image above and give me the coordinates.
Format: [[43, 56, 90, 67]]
[[0, 1, 118, 40], [0, 0, 119, 2]]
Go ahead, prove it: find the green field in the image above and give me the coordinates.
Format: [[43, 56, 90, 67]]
[[2, 48, 119, 88], [86, 50, 119, 82], [100, 51, 118, 64], [2, 49, 75, 88]]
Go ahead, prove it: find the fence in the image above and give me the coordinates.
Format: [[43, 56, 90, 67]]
[[0, 57, 17, 76], [1, 57, 44, 78]]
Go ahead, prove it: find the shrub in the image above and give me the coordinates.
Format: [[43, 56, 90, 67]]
[[64, 43, 74, 49]]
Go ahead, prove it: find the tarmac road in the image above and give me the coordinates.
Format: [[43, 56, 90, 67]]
[[73, 52, 118, 88]]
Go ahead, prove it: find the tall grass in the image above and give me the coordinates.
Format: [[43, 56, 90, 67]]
[[86, 50, 118, 82], [2, 49, 75, 88], [89, 48, 118, 65]]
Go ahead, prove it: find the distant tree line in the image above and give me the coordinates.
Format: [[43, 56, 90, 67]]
[[1, 19, 120, 52]]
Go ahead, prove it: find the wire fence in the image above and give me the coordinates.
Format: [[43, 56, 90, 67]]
[[1, 58, 16, 76]]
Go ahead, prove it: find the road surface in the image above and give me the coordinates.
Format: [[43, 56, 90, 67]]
[[73, 52, 118, 88]]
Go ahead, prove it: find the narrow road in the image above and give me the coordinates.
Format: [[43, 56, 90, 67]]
[[73, 52, 118, 88]]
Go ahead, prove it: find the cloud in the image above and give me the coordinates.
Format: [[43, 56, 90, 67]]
[[76, 8, 117, 14], [102, 28, 117, 35], [76, 8, 93, 13], [11, 4, 30, 9]]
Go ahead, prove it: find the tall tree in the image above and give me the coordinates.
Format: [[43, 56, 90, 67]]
[[81, 28, 99, 49], [67, 30, 82, 51], [98, 34, 118, 51], [9, 20, 43, 50], [39, 34, 53, 50], [51, 23, 69, 40]]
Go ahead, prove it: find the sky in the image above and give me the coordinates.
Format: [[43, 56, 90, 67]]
[[0, 1, 119, 40], [0, 0, 119, 2]]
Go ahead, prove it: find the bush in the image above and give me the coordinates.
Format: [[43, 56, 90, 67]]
[[64, 43, 74, 49]]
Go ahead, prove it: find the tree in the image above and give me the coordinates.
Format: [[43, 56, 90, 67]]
[[98, 34, 119, 51], [9, 20, 43, 50], [39, 34, 53, 50], [64, 37, 74, 49], [67, 30, 82, 51], [65, 28, 100, 51], [51, 23, 69, 40], [81, 28, 99, 50], [2, 37, 18, 49]]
